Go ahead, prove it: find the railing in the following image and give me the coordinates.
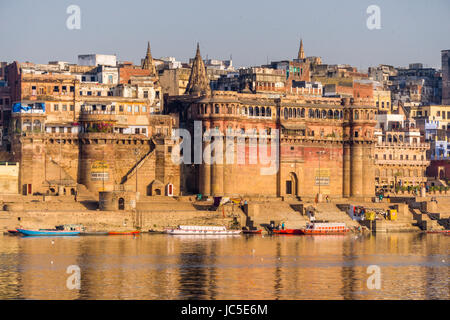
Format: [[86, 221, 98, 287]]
[[375, 159, 429, 165], [80, 110, 117, 115], [376, 142, 429, 148]]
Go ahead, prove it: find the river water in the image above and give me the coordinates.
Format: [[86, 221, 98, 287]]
[[0, 233, 448, 300]]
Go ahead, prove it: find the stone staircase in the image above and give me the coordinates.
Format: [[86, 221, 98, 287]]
[[75, 183, 99, 210], [120, 146, 155, 185], [246, 200, 310, 230], [411, 208, 445, 231], [310, 202, 361, 228]]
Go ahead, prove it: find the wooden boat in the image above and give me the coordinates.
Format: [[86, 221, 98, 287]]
[[426, 230, 450, 234], [300, 222, 349, 235], [108, 231, 140, 235], [17, 228, 81, 236], [164, 225, 242, 235], [80, 231, 109, 236], [242, 229, 262, 234], [272, 229, 303, 235], [7, 229, 20, 235]]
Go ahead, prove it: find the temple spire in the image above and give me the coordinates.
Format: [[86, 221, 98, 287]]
[[185, 43, 211, 96], [298, 39, 305, 60], [142, 41, 156, 76]]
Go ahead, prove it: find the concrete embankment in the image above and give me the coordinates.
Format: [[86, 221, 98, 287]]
[[1, 194, 449, 233], [0, 196, 245, 232], [0, 209, 244, 232]]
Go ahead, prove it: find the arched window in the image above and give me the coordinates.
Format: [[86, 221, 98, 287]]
[[322, 110, 327, 119], [255, 107, 259, 117], [215, 104, 220, 114], [315, 109, 320, 118], [309, 109, 314, 118], [328, 110, 333, 119], [23, 119, 32, 132], [393, 135, 398, 143], [284, 108, 288, 120], [388, 134, 392, 143], [333, 110, 339, 119], [289, 108, 293, 118], [249, 107, 253, 116], [354, 110, 359, 120], [33, 120, 41, 132], [266, 107, 271, 117], [293, 108, 296, 118], [301, 108, 305, 118], [261, 107, 265, 117]]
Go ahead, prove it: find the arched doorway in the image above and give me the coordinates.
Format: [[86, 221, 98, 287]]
[[286, 172, 298, 196], [118, 198, 125, 210], [150, 180, 164, 196], [439, 168, 445, 180]]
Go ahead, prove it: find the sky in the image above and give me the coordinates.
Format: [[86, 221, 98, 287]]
[[0, 0, 449, 71]]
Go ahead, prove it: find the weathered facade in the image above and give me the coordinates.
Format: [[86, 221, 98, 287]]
[[374, 128, 429, 192], [6, 44, 179, 197], [167, 45, 377, 200]]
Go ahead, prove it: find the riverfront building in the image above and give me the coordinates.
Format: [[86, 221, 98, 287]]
[[3, 43, 179, 197], [167, 44, 378, 200]]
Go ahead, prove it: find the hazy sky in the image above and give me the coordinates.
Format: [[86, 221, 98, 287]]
[[1, 0, 449, 71]]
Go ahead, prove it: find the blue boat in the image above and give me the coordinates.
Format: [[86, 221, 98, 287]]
[[17, 229, 81, 236]]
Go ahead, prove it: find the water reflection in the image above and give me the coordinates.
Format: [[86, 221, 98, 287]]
[[0, 233, 448, 300]]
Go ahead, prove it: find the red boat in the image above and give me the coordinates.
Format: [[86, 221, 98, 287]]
[[272, 229, 303, 235], [7, 229, 20, 235], [108, 231, 140, 235], [300, 222, 349, 235], [426, 230, 450, 234]]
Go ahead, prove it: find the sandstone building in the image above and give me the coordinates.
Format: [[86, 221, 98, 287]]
[[5, 43, 179, 197], [167, 44, 377, 200]]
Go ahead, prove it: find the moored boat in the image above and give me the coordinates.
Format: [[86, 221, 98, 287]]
[[272, 229, 303, 235], [300, 222, 349, 235], [242, 229, 262, 234], [164, 225, 242, 235], [80, 231, 109, 236], [108, 231, 140, 235], [17, 228, 81, 236], [426, 229, 450, 234]]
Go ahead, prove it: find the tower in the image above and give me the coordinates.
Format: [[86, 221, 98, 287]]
[[141, 41, 157, 77], [298, 39, 305, 60], [342, 98, 376, 199], [185, 43, 211, 96], [442, 50, 450, 105]]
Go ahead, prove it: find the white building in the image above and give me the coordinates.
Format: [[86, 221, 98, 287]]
[[78, 54, 117, 67]]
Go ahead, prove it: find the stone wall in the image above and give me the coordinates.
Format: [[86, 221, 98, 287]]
[[0, 209, 241, 232]]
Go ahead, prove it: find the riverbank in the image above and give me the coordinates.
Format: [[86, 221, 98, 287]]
[[0, 194, 449, 233]]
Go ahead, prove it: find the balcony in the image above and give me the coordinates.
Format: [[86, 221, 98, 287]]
[[375, 159, 430, 166]]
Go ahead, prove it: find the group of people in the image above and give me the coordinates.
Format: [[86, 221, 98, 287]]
[[269, 221, 285, 231]]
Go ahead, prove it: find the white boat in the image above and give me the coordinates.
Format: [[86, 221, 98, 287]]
[[164, 225, 242, 235]]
